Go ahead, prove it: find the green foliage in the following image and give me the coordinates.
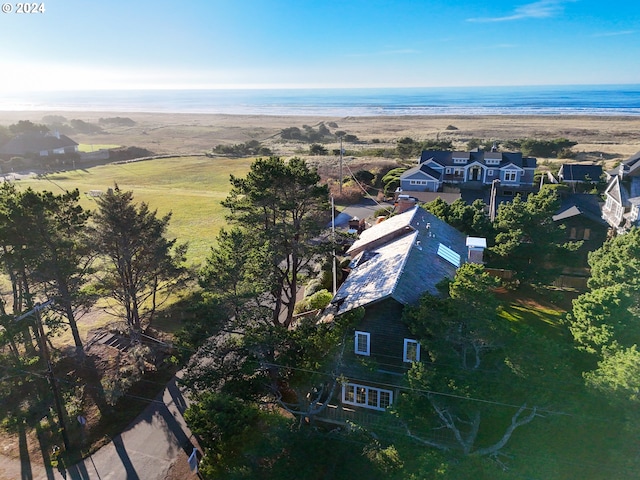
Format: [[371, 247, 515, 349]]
[[490, 186, 568, 286], [353, 169, 375, 185], [466, 138, 497, 151], [0, 183, 95, 350], [395, 137, 454, 159], [212, 139, 272, 156], [309, 143, 328, 155], [92, 184, 188, 331], [199, 227, 261, 317], [222, 157, 330, 328], [9, 120, 49, 134], [98, 116, 136, 127], [584, 345, 640, 403], [421, 199, 492, 238], [518, 138, 577, 157], [381, 167, 409, 195], [294, 289, 333, 313], [587, 227, 640, 290], [69, 119, 103, 134], [568, 228, 640, 405], [567, 284, 636, 354], [280, 123, 334, 143], [405, 264, 502, 371]]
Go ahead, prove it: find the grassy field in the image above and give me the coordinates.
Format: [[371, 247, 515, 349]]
[[77, 143, 121, 152], [17, 155, 253, 266]]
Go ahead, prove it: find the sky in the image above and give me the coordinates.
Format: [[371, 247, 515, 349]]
[[0, 0, 639, 91]]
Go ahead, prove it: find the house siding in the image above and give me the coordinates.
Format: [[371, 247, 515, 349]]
[[352, 299, 409, 371]]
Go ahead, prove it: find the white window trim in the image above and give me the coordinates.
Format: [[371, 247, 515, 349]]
[[403, 339, 421, 363], [487, 169, 494, 175], [355, 331, 370, 356], [504, 170, 518, 182], [342, 383, 393, 411]]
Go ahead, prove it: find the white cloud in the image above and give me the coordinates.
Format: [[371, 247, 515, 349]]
[[592, 30, 636, 38], [467, 0, 566, 23]]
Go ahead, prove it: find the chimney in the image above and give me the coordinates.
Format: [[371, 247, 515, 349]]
[[466, 237, 487, 264], [395, 194, 416, 214]]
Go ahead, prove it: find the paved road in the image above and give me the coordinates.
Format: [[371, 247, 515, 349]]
[[332, 198, 393, 228], [0, 373, 199, 480]]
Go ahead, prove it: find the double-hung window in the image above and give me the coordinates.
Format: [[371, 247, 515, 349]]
[[403, 339, 420, 363], [355, 331, 370, 356]]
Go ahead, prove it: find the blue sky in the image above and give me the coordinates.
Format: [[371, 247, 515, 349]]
[[1, 0, 639, 91]]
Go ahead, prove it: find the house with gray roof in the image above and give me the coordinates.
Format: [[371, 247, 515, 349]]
[[331, 206, 481, 412], [558, 163, 603, 184], [0, 131, 78, 160], [398, 149, 537, 194], [602, 151, 640, 233], [552, 194, 608, 267]]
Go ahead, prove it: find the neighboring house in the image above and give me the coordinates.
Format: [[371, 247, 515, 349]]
[[552, 194, 608, 267], [0, 131, 78, 159], [398, 149, 537, 193], [330, 206, 483, 412], [558, 164, 603, 184], [602, 151, 640, 233]]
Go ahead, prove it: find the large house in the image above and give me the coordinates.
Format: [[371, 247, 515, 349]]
[[331, 206, 483, 412], [602, 151, 640, 233], [0, 131, 78, 160], [398, 149, 537, 194]]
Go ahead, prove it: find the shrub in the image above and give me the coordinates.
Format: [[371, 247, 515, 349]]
[[295, 289, 333, 313]]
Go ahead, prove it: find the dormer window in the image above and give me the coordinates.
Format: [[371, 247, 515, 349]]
[[504, 170, 518, 182], [453, 158, 467, 164]]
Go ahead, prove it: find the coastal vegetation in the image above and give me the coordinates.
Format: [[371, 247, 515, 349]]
[[1, 112, 640, 477]]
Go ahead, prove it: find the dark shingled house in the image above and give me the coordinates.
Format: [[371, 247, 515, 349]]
[[331, 206, 478, 412], [0, 131, 78, 160]]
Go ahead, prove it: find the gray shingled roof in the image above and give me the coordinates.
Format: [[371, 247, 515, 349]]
[[559, 164, 603, 182], [334, 207, 468, 315], [419, 149, 536, 169], [0, 132, 78, 156], [402, 164, 442, 181]]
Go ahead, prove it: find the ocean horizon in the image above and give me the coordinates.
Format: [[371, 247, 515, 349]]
[[2, 84, 640, 116]]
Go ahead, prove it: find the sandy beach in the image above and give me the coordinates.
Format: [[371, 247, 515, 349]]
[[1, 112, 640, 167]]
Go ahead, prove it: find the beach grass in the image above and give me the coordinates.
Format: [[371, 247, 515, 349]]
[[17, 155, 253, 266]]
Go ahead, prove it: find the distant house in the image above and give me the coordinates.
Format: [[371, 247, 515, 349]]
[[552, 193, 608, 267], [398, 149, 537, 193], [330, 206, 483, 412], [602, 151, 640, 233], [0, 131, 78, 160], [558, 164, 603, 184]]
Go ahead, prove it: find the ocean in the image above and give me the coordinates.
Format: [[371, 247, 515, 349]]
[[2, 85, 640, 116]]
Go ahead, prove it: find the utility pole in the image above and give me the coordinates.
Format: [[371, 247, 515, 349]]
[[15, 300, 70, 450], [331, 196, 337, 296], [490, 179, 500, 223], [339, 135, 344, 195]]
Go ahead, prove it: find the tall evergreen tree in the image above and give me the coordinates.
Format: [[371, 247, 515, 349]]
[[490, 185, 568, 286], [220, 157, 329, 328], [92, 185, 187, 334], [19, 188, 95, 349]]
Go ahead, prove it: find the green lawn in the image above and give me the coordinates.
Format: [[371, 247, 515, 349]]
[[17, 156, 253, 266], [77, 144, 121, 152]]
